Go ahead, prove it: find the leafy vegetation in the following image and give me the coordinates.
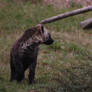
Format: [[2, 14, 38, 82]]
[[0, 0, 92, 92]]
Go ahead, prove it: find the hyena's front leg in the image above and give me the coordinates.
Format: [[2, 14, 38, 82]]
[[28, 58, 37, 84]]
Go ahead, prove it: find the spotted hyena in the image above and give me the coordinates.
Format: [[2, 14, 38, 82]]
[[10, 24, 54, 84]]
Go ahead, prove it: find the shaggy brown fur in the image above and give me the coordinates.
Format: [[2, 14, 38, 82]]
[[10, 24, 54, 84]]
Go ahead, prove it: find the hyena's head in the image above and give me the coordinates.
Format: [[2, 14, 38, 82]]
[[33, 24, 54, 45]]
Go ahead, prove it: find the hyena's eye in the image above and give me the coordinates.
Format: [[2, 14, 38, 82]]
[[41, 26, 44, 33]]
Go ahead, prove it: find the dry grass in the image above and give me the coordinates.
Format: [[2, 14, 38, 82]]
[[0, 0, 92, 92], [44, 0, 92, 8]]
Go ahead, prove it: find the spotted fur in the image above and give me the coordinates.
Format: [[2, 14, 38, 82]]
[[10, 24, 54, 84]]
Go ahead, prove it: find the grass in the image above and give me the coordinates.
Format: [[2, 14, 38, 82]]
[[0, 0, 92, 92]]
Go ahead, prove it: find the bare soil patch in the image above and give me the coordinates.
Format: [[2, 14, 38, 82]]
[[44, 0, 92, 8]]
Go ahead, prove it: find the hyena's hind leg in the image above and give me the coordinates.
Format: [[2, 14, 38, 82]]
[[15, 61, 25, 82], [10, 57, 24, 82], [10, 57, 16, 81]]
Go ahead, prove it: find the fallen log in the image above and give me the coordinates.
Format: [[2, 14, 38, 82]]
[[80, 18, 92, 29], [40, 6, 92, 24]]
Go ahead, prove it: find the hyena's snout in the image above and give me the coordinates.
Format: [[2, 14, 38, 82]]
[[44, 34, 54, 45]]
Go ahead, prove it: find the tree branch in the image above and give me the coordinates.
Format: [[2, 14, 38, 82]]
[[40, 6, 92, 24], [80, 18, 92, 29]]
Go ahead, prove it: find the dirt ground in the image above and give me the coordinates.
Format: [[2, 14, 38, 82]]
[[44, 0, 92, 8]]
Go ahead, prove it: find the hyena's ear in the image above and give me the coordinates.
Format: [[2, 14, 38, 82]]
[[35, 24, 44, 32]]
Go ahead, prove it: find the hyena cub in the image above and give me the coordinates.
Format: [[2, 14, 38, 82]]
[[10, 24, 54, 84]]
